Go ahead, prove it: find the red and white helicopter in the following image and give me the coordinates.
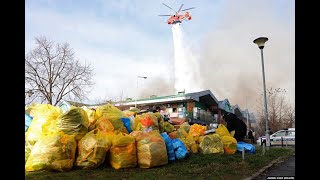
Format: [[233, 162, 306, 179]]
[[159, 3, 195, 25]]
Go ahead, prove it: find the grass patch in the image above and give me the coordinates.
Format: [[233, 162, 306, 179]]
[[25, 146, 294, 180]]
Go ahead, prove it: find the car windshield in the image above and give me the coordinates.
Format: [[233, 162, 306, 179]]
[[272, 131, 286, 137], [287, 131, 295, 136]]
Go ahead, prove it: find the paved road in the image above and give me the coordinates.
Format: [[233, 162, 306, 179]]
[[254, 155, 295, 180]]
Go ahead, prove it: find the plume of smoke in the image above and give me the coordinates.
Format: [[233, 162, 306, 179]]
[[138, 77, 175, 99], [197, 1, 295, 113]]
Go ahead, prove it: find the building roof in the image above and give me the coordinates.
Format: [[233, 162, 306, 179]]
[[63, 90, 220, 109], [218, 98, 232, 113], [231, 104, 243, 117], [65, 100, 91, 107], [112, 89, 219, 107], [64, 100, 112, 108]]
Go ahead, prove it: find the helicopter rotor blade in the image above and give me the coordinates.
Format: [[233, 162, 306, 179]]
[[158, 15, 171, 16], [181, 7, 196, 11], [162, 3, 177, 13], [177, 4, 184, 13]]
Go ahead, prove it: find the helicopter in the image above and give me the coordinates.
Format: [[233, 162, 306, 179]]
[[158, 3, 195, 25]]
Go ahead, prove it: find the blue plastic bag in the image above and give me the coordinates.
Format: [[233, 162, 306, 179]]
[[161, 132, 175, 161], [172, 139, 188, 160], [237, 141, 255, 154], [121, 117, 132, 133], [25, 114, 33, 132]]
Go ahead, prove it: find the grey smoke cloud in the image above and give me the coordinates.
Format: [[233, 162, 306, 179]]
[[139, 76, 175, 99], [197, 1, 295, 113]]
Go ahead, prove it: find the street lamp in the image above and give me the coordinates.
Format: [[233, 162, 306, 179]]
[[135, 76, 147, 108], [253, 37, 270, 148]]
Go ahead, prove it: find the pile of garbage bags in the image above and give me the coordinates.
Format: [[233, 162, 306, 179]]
[[166, 123, 236, 154], [25, 103, 250, 172]]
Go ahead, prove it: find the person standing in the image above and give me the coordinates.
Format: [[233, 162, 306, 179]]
[[248, 129, 254, 144], [223, 113, 247, 142], [252, 130, 255, 144]]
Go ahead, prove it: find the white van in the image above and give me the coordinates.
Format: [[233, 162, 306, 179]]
[[257, 128, 295, 146]]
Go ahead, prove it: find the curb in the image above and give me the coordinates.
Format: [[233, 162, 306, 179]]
[[243, 155, 293, 180]]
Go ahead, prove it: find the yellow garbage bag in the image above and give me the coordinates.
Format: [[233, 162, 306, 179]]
[[185, 134, 198, 153], [112, 132, 135, 147], [95, 103, 124, 119], [95, 116, 114, 133], [107, 115, 128, 133], [158, 118, 165, 133], [25, 104, 62, 146], [95, 103, 128, 134], [123, 110, 136, 117], [95, 104, 128, 133], [109, 133, 137, 169], [134, 113, 159, 131], [199, 134, 224, 154], [221, 136, 237, 154], [154, 112, 165, 133], [191, 144, 199, 153], [179, 134, 199, 153], [25, 132, 76, 172], [131, 130, 168, 168], [25, 140, 33, 164], [176, 129, 188, 139], [75, 130, 113, 169], [198, 135, 205, 144], [56, 107, 89, 141], [180, 122, 191, 133], [168, 131, 177, 139], [109, 143, 137, 170], [189, 124, 206, 137], [82, 107, 98, 131], [216, 124, 231, 137], [163, 122, 174, 133]]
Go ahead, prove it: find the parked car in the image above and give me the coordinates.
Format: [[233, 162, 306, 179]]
[[257, 128, 295, 146]]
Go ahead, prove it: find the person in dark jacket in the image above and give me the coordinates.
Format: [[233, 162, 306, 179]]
[[222, 113, 247, 142], [268, 128, 274, 135], [248, 129, 254, 143]]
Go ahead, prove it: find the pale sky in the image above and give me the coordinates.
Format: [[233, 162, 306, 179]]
[[25, 0, 295, 113]]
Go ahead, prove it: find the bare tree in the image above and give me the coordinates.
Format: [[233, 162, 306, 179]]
[[25, 36, 94, 105], [255, 88, 295, 137], [283, 103, 295, 128]]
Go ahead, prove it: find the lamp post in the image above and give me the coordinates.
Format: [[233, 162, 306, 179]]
[[253, 37, 270, 148], [135, 76, 147, 108]]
